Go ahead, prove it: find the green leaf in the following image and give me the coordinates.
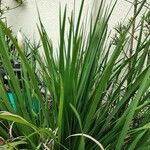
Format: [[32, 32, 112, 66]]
[[0, 111, 38, 132]]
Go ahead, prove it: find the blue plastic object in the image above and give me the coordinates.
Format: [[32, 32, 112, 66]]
[[7, 92, 16, 112], [7, 91, 39, 113]]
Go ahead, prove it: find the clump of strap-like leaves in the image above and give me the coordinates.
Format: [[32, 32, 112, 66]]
[[0, 0, 150, 149]]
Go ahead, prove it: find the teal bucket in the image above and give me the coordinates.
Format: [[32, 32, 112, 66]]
[[7, 91, 39, 113], [8, 92, 16, 112]]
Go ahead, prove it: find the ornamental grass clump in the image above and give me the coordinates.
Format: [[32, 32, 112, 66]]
[[0, 0, 150, 149]]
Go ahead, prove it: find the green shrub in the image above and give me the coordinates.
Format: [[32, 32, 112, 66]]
[[0, 0, 150, 149]]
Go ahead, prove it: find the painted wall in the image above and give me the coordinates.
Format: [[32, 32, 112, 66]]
[[4, 0, 93, 46], [3, 0, 136, 46]]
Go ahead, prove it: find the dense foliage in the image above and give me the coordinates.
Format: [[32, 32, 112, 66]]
[[0, 0, 150, 149]]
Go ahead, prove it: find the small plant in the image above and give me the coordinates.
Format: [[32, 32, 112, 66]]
[[0, 0, 150, 149]]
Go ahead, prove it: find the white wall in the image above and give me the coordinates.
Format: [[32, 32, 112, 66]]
[[4, 0, 93, 46], [3, 0, 142, 46], [94, 0, 132, 29]]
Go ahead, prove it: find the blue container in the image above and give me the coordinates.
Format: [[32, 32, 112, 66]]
[[7, 92, 16, 112], [7, 91, 39, 113]]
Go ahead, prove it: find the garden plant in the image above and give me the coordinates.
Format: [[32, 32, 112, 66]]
[[0, 0, 150, 149]]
